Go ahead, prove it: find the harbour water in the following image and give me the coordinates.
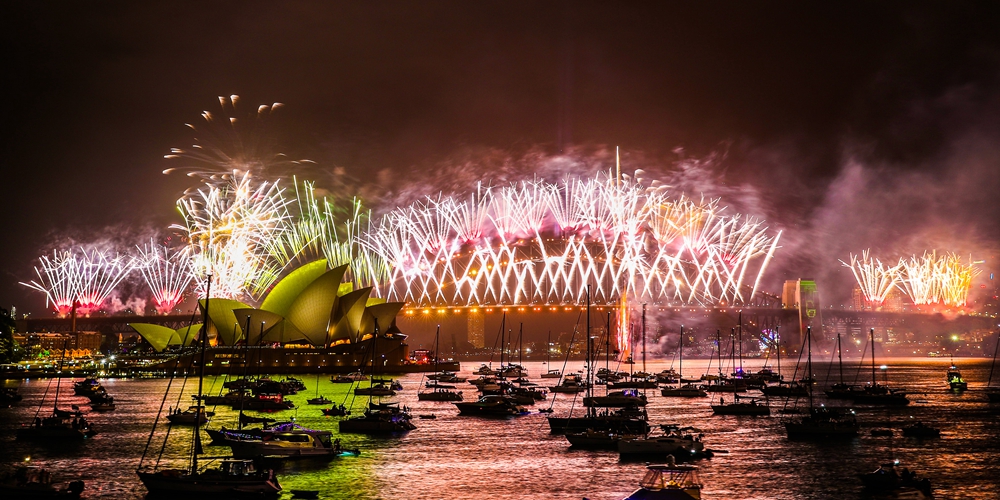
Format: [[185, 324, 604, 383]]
[[2, 358, 999, 499]]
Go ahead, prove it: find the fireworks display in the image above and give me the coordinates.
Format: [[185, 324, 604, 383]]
[[844, 249, 982, 309], [842, 251, 902, 308], [20, 247, 134, 316], [362, 174, 782, 308], [134, 240, 194, 314], [162, 95, 314, 185], [899, 251, 982, 307]]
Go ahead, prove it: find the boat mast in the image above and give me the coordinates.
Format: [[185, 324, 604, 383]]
[[585, 285, 593, 417], [716, 329, 723, 379], [192, 275, 211, 474], [837, 332, 844, 386], [806, 326, 813, 409], [434, 325, 441, 375], [870, 328, 877, 386], [641, 304, 647, 376], [679, 325, 684, 381], [738, 311, 743, 376], [775, 326, 781, 381]]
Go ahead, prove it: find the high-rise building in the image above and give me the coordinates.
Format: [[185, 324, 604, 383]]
[[467, 310, 485, 349]]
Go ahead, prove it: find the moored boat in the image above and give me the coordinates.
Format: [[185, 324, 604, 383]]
[[621, 458, 703, 500], [0, 466, 85, 499], [454, 394, 528, 416]]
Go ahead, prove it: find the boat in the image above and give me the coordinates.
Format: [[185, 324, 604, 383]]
[[354, 383, 396, 397], [901, 421, 940, 438], [339, 401, 416, 433], [661, 327, 707, 398], [824, 332, 863, 399], [418, 326, 464, 402], [72, 378, 103, 396], [224, 427, 359, 459], [330, 371, 366, 383], [987, 331, 1000, 402], [339, 322, 416, 435], [427, 371, 466, 383], [547, 290, 649, 436], [946, 357, 967, 391], [89, 394, 116, 412], [166, 405, 214, 425], [660, 384, 707, 398], [0, 386, 22, 407], [321, 404, 350, 416], [617, 424, 708, 460], [454, 394, 529, 416], [584, 389, 648, 407], [761, 380, 808, 397], [549, 373, 588, 393], [710, 395, 770, 416], [783, 327, 859, 439], [17, 341, 97, 441], [136, 276, 281, 497], [0, 466, 85, 499], [540, 332, 562, 379], [565, 428, 634, 450], [473, 364, 495, 376], [860, 462, 932, 499], [620, 457, 703, 500], [305, 372, 332, 405], [851, 328, 910, 405]]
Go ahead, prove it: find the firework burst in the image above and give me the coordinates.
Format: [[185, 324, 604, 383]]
[[20, 247, 134, 316], [135, 239, 194, 314], [363, 173, 781, 309], [842, 250, 903, 309]]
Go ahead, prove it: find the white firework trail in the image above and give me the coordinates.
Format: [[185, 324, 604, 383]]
[[135, 239, 194, 314], [842, 250, 903, 309]]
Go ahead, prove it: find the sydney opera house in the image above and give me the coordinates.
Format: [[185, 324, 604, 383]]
[[127, 260, 439, 375]]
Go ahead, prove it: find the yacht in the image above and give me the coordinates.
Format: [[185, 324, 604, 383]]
[[549, 374, 588, 393], [660, 384, 707, 398], [710, 396, 770, 416], [564, 428, 634, 450], [166, 405, 214, 425], [0, 466, 85, 498], [784, 407, 859, 439], [583, 389, 648, 407], [17, 411, 96, 440], [330, 371, 366, 383], [617, 425, 707, 459], [454, 395, 528, 416], [946, 360, 967, 391], [860, 462, 932, 499], [338, 402, 416, 434], [223, 427, 359, 459], [622, 458, 703, 500], [540, 369, 562, 379]]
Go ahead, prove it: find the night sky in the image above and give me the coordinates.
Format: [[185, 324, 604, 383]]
[[2, 2, 999, 316]]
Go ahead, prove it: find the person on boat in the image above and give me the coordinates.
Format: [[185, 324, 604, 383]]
[[719, 397, 724, 405]]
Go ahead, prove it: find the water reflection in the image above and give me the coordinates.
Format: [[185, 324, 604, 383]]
[[1, 358, 999, 499]]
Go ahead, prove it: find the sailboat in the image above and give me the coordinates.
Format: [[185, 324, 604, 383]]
[[760, 326, 808, 397], [455, 315, 530, 416], [547, 288, 649, 435], [306, 372, 332, 405], [419, 326, 463, 402], [662, 325, 707, 398], [851, 328, 909, 405], [783, 327, 859, 439], [540, 331, 562, 379], [987, 331, 1000, 403], [824, 332, 862, 399], [136, 276, 282, 497], [17, 340, 96, 441], [338, 320, 416, 434]]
